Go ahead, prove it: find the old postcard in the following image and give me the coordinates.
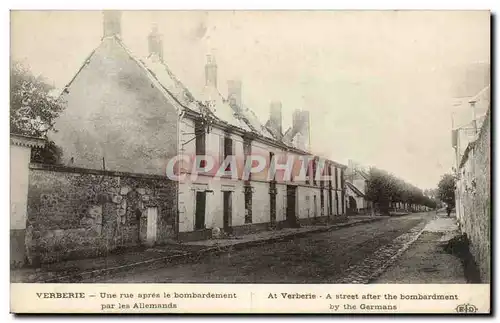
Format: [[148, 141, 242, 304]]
[[9, 10, 491, 314]]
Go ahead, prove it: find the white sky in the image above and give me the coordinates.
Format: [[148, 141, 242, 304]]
[[10, 10, 490, 190]]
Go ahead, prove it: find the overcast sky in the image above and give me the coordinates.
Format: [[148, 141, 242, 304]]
[[11, 10, 490, 189]]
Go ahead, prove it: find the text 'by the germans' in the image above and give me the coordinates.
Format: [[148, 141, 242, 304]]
[[267, 292, 460, 312]]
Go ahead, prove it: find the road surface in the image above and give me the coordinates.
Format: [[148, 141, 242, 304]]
[[89, 212, 434, 283]]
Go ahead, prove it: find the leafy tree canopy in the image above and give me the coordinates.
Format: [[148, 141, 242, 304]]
[[10, 62, 65, 163], [437, 173, 456, 208], [365, 166, 437, 214]]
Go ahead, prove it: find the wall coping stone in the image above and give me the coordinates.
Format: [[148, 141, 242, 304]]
[[29, 163, 174, 182], [10, 134, 46, 149], [459, 106, 490, 169]]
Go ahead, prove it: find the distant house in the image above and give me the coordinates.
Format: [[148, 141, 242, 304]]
[[346, 182, 366, 214], [345, 160, 371, 214]]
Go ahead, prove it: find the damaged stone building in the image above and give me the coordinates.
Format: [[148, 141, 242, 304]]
[[21, 11, 348, 265]]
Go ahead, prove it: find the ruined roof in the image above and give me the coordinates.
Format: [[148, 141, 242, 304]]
[[265, 120, 282, 140], [60, 34, 346, 166], [61, 36, 200, 115], [237, 103, 275, 139], [192, 85, 252, 131], [346, 181, 365, 197], [119, 39, 201, 115], [60, 35, 274, 138], [357, 170, 369, 179], [122, 38, 264, 135], [141, 47, 277, 139], [282, 126, 298, 146]]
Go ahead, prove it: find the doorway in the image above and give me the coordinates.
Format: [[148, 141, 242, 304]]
[[335, 192, 339, 216], [286, 185, 298, 227], [270, 194, 277, 226], [313, 195, 318, 218], [328, 190, 333, 216], [195, 191, 206, 230], [146, 207, 158, 246], [320, 190, 325, 217], [223, 191, 232, 233], [270, 182, 277, 226]]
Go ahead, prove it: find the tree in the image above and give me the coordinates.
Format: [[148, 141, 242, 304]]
[[365, 167, 396, 215], [10, 62, 65, 163], [437, 173, 456, 209], [366, 166, 437, 215]]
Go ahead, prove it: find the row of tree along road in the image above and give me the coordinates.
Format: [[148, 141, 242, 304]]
[[364, 167, 439, 216]]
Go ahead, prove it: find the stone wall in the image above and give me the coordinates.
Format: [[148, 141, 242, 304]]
[[26, 163, 177, 266], [456, 107, 490, 283]]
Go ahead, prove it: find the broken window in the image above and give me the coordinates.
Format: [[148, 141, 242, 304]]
[[269, 152, 275, 181], [243, 137, 252, 180], [329, 188, 333, 215], [334, 166, 338, 190], [224, 136, 233, 171], [306, 159, 311, 184], [244, 186, 252, 224], [195, 121, 206, 168], [341, 168, 345, 214], [312, 158, 317, 186], [195, 191, 206, 230], [320, 189, 324, 215], [319, 161, 324, 188]]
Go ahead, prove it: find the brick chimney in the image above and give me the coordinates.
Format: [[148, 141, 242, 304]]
[[148, 24, 163, 62], [227, 80, 242, 110], [292, 109, 303, 132], [301, 110, 311, 151], [205, 54, 217, 87], [269, 101, 283, 138], [292, 109, 310, 151], [102, 10, 122, 38]]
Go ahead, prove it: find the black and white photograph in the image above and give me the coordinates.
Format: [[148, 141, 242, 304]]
[[8, 9, 491, 314]]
